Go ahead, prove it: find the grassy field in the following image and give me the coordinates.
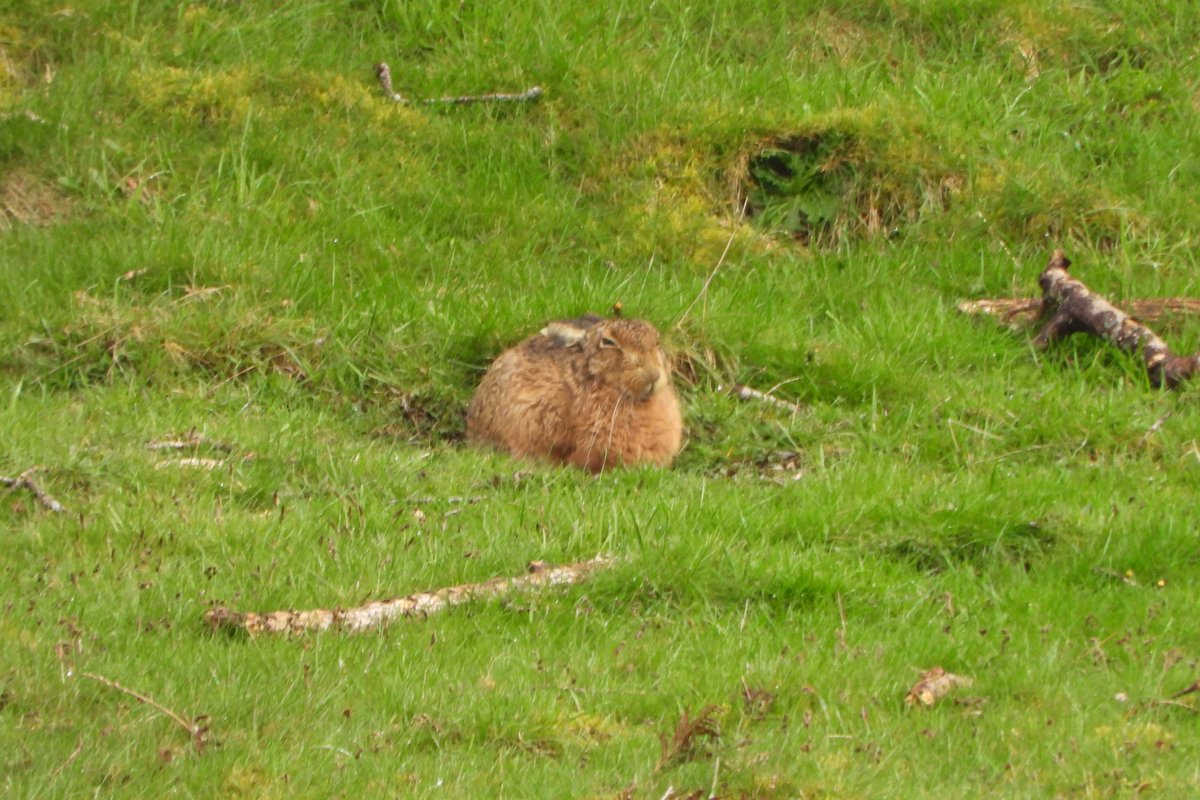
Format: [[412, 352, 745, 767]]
[[3, 0, 1200, 796]]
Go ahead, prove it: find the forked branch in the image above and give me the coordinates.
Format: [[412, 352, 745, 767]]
[[1035, 250, 1200, 388]]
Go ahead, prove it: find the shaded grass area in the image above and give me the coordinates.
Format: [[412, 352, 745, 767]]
[[3, 0, 1200, 797]]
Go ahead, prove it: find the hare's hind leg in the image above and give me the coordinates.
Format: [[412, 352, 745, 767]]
[[467, 371, 573, 464]]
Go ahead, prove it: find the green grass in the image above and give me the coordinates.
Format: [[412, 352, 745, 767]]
[[3, 0, 1200, 796]]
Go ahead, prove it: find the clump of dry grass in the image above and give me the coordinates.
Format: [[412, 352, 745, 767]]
[[0, 169, 70, 229]]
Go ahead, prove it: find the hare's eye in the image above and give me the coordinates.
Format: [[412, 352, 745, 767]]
[[600, 336, 618, 348]]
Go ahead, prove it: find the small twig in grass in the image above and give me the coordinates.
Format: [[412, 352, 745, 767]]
[[49, 736, 84, 780], [81, 672, 209, 752], [0, 468, 67, 513], [374, 62, 542, 106], [173, 284, 229, 305], [1170, 679, 1200, 700], [204, 364, 259, 397], [1142, 412, 1172, 442], [947, 418, 1002, 441], [1152, 699, 1200, 714], [724, 383, 808, 416]]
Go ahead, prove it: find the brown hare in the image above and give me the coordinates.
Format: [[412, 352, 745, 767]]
[[466, 315, 683, 472]]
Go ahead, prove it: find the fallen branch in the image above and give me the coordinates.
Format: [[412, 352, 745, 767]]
[[959, 296, 1200, 330], [1035, 250, 1200, 388], [81, 672, 209, 752], [374, 62, 542, 106], [722, 383, 808, 416], [205, 556, 614, 635], [0, 467, 67, 513]]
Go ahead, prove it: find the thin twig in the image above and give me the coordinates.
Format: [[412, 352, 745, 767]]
[[724, 383, 808, 416], [374, 62, 542, 105], [1152, 699, 1199, 714], [1142, 412, 1172, 442], [81, 672, 208, 752], [49, 736, 84, 780], [0, 468, 67, 513]]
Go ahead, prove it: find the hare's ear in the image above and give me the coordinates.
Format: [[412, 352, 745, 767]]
[[540, 321, 588, 348]]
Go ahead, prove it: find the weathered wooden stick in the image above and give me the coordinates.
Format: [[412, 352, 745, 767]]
[[959, 296, 1200, 330], [1035, 250, 1200, 388], [0, 468, 67, 513], [374, 62, 543, 106], [205, 556, 613, 635]]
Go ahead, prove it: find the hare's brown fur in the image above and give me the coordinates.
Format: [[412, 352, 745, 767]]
[[466, 317, 683, 472]]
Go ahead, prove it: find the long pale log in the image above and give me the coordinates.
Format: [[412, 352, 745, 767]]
[[1035, 250, 1200, 388], [205, 557, 613, 635]]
